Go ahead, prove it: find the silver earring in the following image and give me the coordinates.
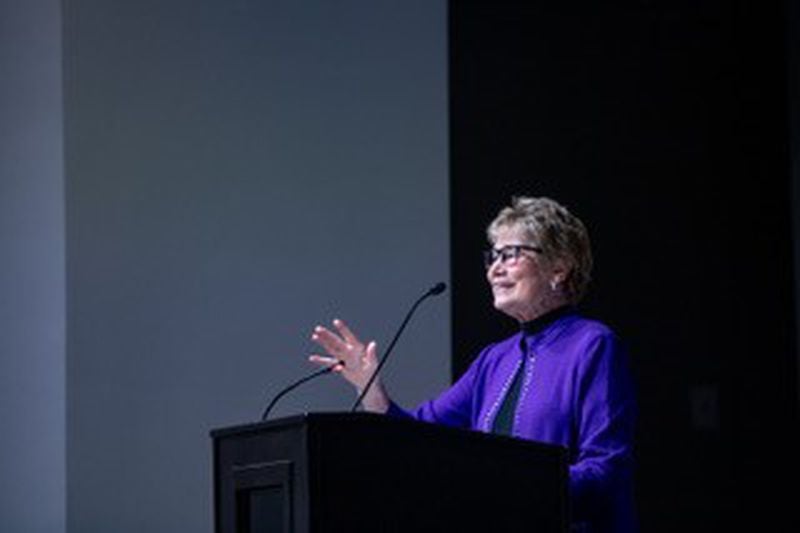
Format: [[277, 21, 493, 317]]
[[550, 280, 559, 291]]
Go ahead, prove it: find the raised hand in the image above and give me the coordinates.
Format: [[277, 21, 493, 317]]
[[309, 319, 389, 412]]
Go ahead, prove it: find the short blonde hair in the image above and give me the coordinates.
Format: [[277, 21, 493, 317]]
[[487, 196, 593, 304]]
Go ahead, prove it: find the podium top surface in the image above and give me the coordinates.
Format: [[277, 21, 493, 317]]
[[210, 411, 566, 456]]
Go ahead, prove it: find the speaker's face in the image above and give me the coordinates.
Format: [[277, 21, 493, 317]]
[[486, 225, 554, 323]]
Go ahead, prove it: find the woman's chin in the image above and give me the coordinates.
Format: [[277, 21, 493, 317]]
[[493, 299, 517, 319]]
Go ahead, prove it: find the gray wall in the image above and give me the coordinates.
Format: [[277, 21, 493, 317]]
[[0, 1, 66, 532], [63, 1, 448, 532]]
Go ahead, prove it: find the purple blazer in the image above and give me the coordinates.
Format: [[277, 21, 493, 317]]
[[387, 311, 637, 532]]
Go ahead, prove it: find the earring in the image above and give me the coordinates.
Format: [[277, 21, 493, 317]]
[[550, 279, 559, 291]]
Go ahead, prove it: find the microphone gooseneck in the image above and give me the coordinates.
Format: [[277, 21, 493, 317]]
[[350, 282, 447, 412], [261, 360, 343, 421]]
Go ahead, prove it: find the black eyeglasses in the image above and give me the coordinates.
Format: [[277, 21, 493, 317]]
[[483, 244, 543, 268]]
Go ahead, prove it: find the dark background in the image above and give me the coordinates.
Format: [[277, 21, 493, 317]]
[[449, 1, 798, 530]]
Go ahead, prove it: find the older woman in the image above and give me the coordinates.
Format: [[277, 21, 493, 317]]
[[310, 197, 637, 532]]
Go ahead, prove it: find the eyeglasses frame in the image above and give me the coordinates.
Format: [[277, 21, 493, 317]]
[[483, 244, 543, 269]]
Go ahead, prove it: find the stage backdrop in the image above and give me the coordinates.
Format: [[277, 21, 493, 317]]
[[63, 1, 448, 532], [448, 2, 798, 532]]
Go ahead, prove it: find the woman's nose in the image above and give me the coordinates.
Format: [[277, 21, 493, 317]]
[[487, 260, 505, 278]]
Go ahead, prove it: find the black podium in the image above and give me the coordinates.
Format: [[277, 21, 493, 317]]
[[211, 412, 568, 532]]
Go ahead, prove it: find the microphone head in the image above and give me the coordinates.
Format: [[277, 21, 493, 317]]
[[429, 282, 447, 296]]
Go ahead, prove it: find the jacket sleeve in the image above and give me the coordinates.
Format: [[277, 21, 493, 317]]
[[386, 345, 494, 429], [569, 333, 637, 522]]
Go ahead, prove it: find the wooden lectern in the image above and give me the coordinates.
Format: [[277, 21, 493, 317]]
[[211, 412, 567, 532]]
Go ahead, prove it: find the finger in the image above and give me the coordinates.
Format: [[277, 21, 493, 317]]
[[309, 355, 345, 369], [332, 318, 361, 345], [364, 341, 378, 365], [311, 326, 348, 354], [311, 325, 342, 342]]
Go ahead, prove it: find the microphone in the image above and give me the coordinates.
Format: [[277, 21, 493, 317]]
[[428, 281, 447, 296], [350, 281, 447, 412], [261, 360, 343, 421]]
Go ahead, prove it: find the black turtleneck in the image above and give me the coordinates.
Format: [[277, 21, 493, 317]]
[[492, 305, 575, 435], [519, 304, 574, 336]]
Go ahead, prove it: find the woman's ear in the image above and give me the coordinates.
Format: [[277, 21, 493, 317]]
[[552, 257, 570, 281], [548, 258, 572, 290]]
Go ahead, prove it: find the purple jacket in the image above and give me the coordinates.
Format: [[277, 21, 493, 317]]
[[387, 311, 637, 532]]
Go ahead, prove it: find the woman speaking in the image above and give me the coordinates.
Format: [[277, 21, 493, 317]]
[[310, 196, 637, 532]]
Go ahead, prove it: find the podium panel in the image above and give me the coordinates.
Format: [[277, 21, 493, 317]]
[[212, 412, 567, 532]]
